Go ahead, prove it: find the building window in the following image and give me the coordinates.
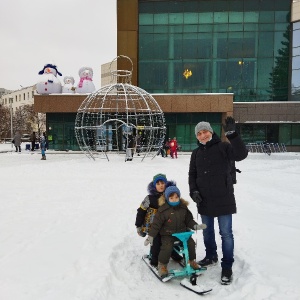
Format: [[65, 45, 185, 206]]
[[291, 21, 300, 101], [238, 123, 300, 146]]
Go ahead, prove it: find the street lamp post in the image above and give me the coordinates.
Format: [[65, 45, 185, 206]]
[[9, 98, 13, 150]]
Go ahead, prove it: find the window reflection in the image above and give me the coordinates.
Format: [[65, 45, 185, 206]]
[[292, 22, 300, 99]]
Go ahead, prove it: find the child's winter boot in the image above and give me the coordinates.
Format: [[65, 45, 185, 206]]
[[189, 260, 200, 270], [158, 262, 168, 278]]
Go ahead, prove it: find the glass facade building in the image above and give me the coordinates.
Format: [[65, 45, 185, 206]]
[[236, 122, 300, 145], [292, 20, 300, 100], [139, 0, 290, 101], [135, 0, 300, 149]]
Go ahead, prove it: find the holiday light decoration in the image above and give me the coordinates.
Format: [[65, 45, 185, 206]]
[[183, 69, 192, 79], [75, 56, 166, 161]]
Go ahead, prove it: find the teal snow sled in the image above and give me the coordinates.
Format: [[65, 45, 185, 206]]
[[142, 231, 212, 295]]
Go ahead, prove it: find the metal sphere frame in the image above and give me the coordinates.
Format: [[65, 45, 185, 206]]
[[75, 56, 166, 161]]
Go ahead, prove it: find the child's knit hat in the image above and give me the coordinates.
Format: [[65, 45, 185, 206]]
[[153, 173, 167, 185], [165, 185, 181, 201]]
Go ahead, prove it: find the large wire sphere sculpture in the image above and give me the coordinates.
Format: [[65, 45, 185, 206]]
[[75, 56, 166, 161]]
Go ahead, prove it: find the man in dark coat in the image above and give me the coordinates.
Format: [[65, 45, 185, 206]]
[[188, 117, 248, 285], [30, 131, 36, 151]]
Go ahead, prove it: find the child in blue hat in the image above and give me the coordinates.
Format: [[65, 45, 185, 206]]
[[144, 185, 206, 278]]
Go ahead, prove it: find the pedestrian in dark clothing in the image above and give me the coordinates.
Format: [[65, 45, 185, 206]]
[[43, 132, 49, 150], [40, 132, 47, 160], [12, 131, 21, 152], [157, 146, 165, 157], [188, 117, 248, 285], [135, 174, 182, 267], [164, 139, 171, 157], [30, 131, 36, 151], [125, 133, 135, 161]]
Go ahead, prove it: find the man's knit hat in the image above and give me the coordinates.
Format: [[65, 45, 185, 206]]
[[153, 173, 167, 185], [195, 121, 213, 137]]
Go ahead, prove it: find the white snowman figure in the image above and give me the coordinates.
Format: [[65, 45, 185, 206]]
[[62, 76, 76, 94], [77, 66, 96, 94], [36, 63, 62, 94]]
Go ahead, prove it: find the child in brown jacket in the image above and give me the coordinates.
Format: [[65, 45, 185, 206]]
[[144, 185, 206, 277]]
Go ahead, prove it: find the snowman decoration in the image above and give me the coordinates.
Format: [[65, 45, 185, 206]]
[[36, 63, 62, 94], [62, 76, 76, 94], [77, 67, 96, 94]]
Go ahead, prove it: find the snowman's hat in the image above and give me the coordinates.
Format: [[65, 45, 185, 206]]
[[38, 64, 62, 76]]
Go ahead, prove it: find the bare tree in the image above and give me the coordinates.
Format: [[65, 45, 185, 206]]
[[13, 105, 31, 133], [13, 105, 46, 136], [0, 105, 11, 139], [35, 112, 46, 137]]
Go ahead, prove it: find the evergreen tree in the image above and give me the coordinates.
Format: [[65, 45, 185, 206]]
[[269, 25, 290, 101]]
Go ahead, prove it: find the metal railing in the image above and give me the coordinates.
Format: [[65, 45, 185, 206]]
[[246, 142, 287, 154], [1, 138, 13, 143]]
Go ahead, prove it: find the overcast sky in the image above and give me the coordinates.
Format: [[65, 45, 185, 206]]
[[0, 0, 117, 91]]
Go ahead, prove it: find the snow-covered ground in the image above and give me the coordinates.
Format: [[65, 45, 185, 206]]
[[0, 143, 299, 300]]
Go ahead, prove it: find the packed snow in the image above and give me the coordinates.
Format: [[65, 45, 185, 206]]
[[0, 143, 299, 300]]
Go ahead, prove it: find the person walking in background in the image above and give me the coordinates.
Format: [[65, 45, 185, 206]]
[[12, 131, 21, 152], [164, 138, 171, 157], [40, 132, 47, 160], [170, 137, 178, 159], [136, 134, 140, 156], [157, 145, 165, 157], [125, 133, 135, 161], [30, 131, 36, 151], [43, 132, 49, 150], [188, 117, 248, 285]]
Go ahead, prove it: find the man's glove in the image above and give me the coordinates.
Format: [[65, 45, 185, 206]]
[[191, 191, 203, 205], [137, 227, 146, 237], [223, 116, 236, 136], [194, 224, 207, 230], [144, 236, 154, 246]]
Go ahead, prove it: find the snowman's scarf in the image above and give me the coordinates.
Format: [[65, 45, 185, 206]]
[[78, 76, 92, 88]]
